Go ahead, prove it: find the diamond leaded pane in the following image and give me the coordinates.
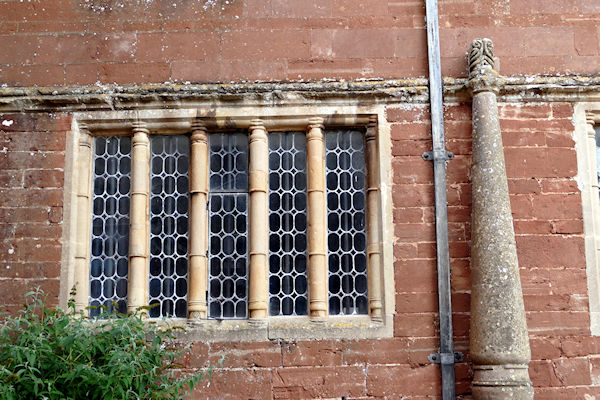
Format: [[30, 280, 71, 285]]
[[208, 194, 249, 319], [89, 136, 131, 317], [148, 135, 189, 318], [268, 131, 308, 316], [209, 132, 248, 192], [325, 130, 368, 315], [208, 132, 249, 319]]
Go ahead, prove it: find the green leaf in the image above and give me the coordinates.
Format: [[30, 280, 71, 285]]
[[0, 289, 210, 399]]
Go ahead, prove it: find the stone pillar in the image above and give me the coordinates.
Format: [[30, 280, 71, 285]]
[[73, 126, 92, 313], [306, 117, 328, 319], [248, 119, 269, 320], [365, 116, 383, 321], [188, 122, 209, 319], [127, 122, 150, 314], [468, 38, 533, 399]]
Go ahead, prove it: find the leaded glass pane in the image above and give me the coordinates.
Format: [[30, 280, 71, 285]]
[[325, 130, 368, 315], [149, 135, 189, 318], [208, 132, 249, 319], [268, 132, 308, 316], [209, 132, 248, 192], [208, 193, 248, 319], [90, 136, 131, 317]]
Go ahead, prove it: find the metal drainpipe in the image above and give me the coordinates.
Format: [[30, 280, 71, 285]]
[[423, 0, 463, 399]]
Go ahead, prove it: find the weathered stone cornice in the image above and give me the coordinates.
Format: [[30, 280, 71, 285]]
[[495, 75, 600, 103], [1, 76, 600, 112]]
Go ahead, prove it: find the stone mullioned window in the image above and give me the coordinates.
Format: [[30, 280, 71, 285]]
[[64, 107, 394, 340]]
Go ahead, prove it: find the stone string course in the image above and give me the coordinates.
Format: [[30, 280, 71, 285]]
[[1, 76, 600, 112]]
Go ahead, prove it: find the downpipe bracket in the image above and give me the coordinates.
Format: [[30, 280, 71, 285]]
[[422, 150, 454, 162], [428, 352, 464, 365]]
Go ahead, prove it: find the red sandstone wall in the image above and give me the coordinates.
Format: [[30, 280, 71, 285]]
[[503, 103, 598, 399], [1, 0, 600, 398], [0, 113, 69, 313], [0, 0, 599, 86], [1, 103, 598, 398]]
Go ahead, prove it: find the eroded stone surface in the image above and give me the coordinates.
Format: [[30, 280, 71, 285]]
[[469, 38, 533, 400]]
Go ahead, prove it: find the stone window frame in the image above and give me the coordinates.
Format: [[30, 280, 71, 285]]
[[574, 103, 600, 336], [60, 105, 395, 341]]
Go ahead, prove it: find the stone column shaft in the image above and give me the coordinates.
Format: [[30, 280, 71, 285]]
[[468, 38, 533, 399], [127, 123, 150, 313], [188, 124, 209, 319], [248, 120, 269, 319], [306, 117, 328, 319], [73, 128, 92, 313], [365, 117, 383, 321]]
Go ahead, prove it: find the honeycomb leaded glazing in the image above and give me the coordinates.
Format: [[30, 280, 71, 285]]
[[149, 135, 190, 318], [208, 133, 249, 319], [209, 132, 249, 192], [325, 130, 368, 315], [268, 131, 308, 316], [85, 122, 377, 321], [89, 136, 131, 317]]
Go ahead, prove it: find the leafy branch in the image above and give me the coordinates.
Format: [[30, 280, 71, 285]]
[[0, 288, 208, 400]]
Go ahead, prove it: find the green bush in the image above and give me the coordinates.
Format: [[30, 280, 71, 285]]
[[0, 289, 207, 400]]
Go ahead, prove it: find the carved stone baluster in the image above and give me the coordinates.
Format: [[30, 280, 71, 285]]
[[468, 38, 533, 399], [306, 117, 328, 319], [127, 122, 150, 314], [188, 122, 209, 319], [248, 120, 269, 320]]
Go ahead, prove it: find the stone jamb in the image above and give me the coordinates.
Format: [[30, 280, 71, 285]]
[[365, 116, 383, 321], [58, 118, 81, 308], [70, 124, 93, 313]]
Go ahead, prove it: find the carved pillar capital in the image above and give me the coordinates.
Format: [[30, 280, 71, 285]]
[[249, 120, 268, 146], [307, 118, 325, 146], [249, 118, 266, 131], [132, 120, 149, 133], [78, 122, 90, 133], [468, 38, 500, 95], [78, 129, 92, 148], [366, 115, 377, 141], [586, 113, 597, 132], [191, 120, 208, 143], [307, 117, 324, 130]]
